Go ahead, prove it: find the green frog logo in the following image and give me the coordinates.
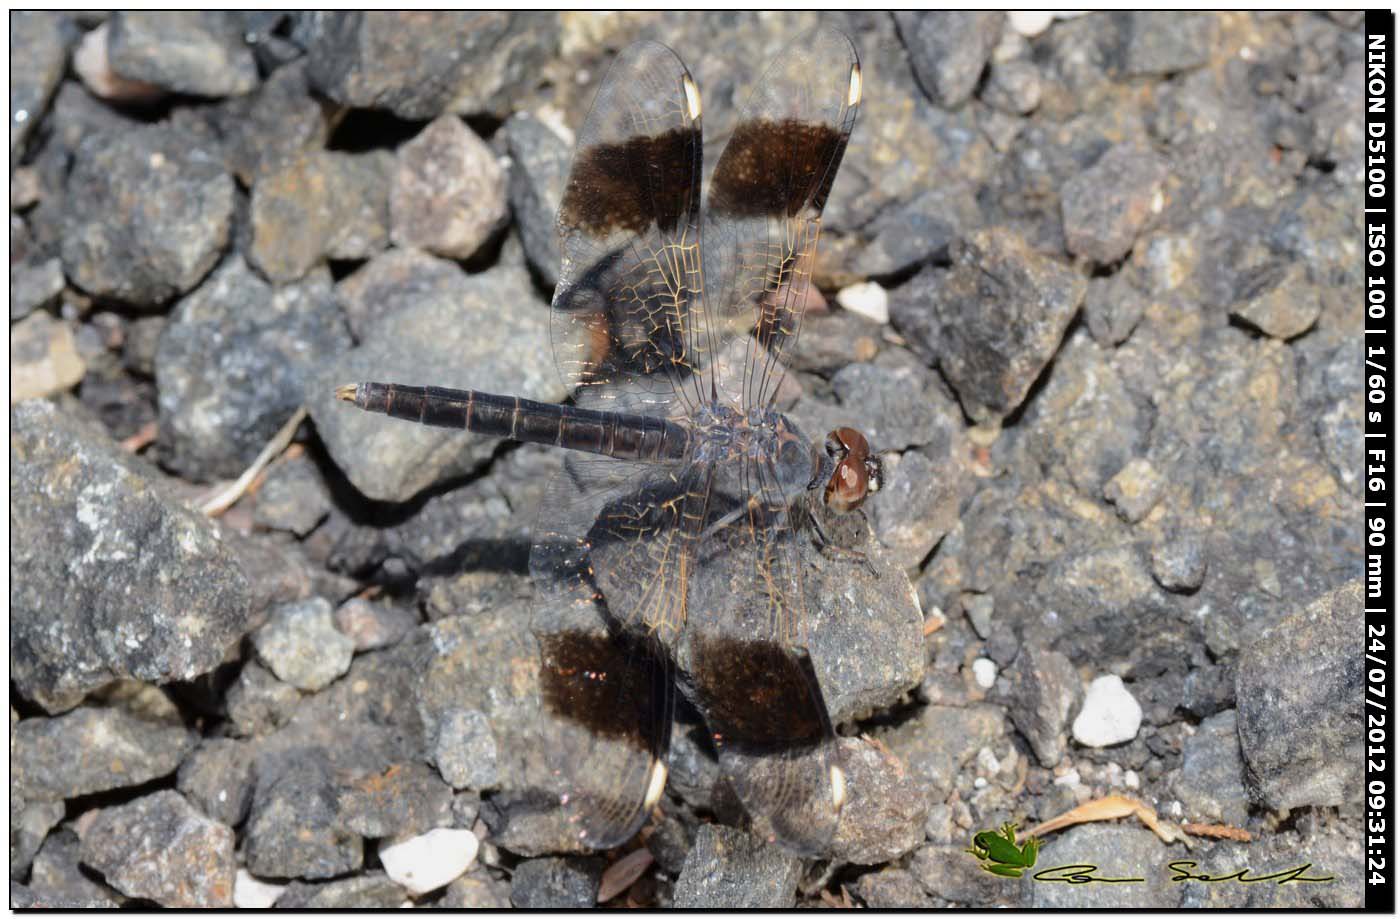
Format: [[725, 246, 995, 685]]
[[966, 822, 1042, 878]]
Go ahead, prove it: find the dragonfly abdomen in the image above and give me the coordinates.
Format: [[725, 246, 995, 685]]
[[337, 382, 689, 463]]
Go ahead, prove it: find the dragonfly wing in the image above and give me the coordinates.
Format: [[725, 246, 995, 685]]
[[530, 455, 707, 848], [679, 456, 844, 855], [552, 41, 711, 417], [702, 26, 861, 410]]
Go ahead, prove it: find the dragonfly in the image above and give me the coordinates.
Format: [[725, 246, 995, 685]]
[[338, 26, 877, 855]]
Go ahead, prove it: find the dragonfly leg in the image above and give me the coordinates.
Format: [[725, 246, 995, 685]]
[[808, 510, 877, 577]]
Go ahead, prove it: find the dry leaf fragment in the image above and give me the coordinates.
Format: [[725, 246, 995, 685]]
[[596, 847, 653, 904], [1025, 793, 1190, 848]]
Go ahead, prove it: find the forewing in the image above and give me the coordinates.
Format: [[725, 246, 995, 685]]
[[680, 456, 844, 855], [529, 456, 706, 848], [552, 41, 710, 416], [702, 26, 861, 410]]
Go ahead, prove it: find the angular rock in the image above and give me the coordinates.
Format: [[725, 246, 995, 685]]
[[13, 689, 195, 801], [249, 151, 392, 283], [10, 311, 85, 403], [10, 795, 64, 878], [10, 12, 69, 156], [432, 708, 500, 791], [107, 11, 258, 97], [9, 257, 65, 321], [828, 736, 930, 864], [1062, 144, 1169, 265], [252, 453, 334, 536], [334, 597, 418, 652], [1172, 709, 1249, 825], [510, 856, 603, 909], [11, 400, 252, 711], [253, 597, 355, 692], [673, 826, 801, 909], [275, 873, 403, 909], [860, 184, 982, 278], [226, 660, 301, 738], [334, 247, 469, 341], [908, 843, 1014, 906], [297, 11, 557, 120], [243, 749, 363, 880], [29, 827, 123, 908], [883, 703, 1005, 798], [1027, 825, 1181, 907], [312, 259, 563, 502], [155, 259, 350, 481], [72, 21, 165, 105], [869, 448, 963, 570], [176, 738, 257, 827], [1150, 531, 1207, 592], [337, 762, 454, 839], [1236, 580, 1362, 811], [441, 867, 513, 908], [1118, 11, 1216, 77], [391, 114, 508, 260], [829, 357, 953, 452], [1072, 674, 1143, 747], [851, 866, 931, 907], [1103, 457, 1166, 523], [79, 791, 235, 908], [1083, 272, 1146, 346], [894, 12, 1004, 108], [503, 112, 571, 287], [61, 125, 232, 308], [1229, 263, 1321, 339], [218, 60, 330, 184], [999, 647, 1080, 767], [888, 231, 1087, 423]]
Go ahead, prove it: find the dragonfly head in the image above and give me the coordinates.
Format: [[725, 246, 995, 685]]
[[820, 427, 883, 513]]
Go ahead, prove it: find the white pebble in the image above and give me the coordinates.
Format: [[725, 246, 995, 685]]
[[971, 657, 998, 689], [835, 281, 889, 324], [1007, 10, 1089, 37], [380, 828, 479, 895], [973, 776, 988, 789], [1124, 769, 1141, 790], [233, 869, 285, 909], [976, 746, 1001, 774], [1053, 768, 1081, 787], [1071, 675, 1143, 747]]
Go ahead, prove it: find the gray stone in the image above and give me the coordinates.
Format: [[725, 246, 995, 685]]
[[108, 11, 258, 97], [177, 738, 257, 827], [674, 825, 801, 909], [28, 827, 122, 908], [249, 151, 392, 283], [10, 311, 85, 403], [1119, 11, 1217, 76], [829, 357, 955, 452], [888, 230, 1087, 422], [982, 57, 1042, 115], [1026, 825, 1182, 907], [218, 60, 330, 184], [253, 597, 355, 692], [828, 737, 930, 864], [337, 762, 454, 838], [277, 873, 405, 909], [860, 184, 982, 277], [432, 708, 500, 791], [226, 660, 301, 738], [10, 400, 252, 712], [9, 257, 65, 320], [1103, 457, 1166, 523], [334, 597, 418, 652], [391, 115, 508, 260], [312, 259, 563, 502], [999, 647, 1080, 767], [155, 258, 350, 481], [1229, 263, 1322, 339], [869, 448, 963, 570], [850, 867, 931, 907], [1175, 830, 1363, 908], [1083, 272, 1147, 346], [1061, 144, 1169, 264], [253, 453, 334, 536], [1151, 531, 1208, 592], [297, 11, 558, 120], [510, 856, 602, 908], [908, 844, 1014, 906], [243, 749, 363, 880], [61, 125, 232, 308], [883, 703, 1005, 798], [13, 688, 195, 801], [1172, 709, 1249, 825], [80, 791, 235, 907], [895, 12, 1004, 108], [10, 12, 69, 156], [441, 867, 513, 908], [1236, 580, 1362, 811], [10, 794, 64, 878], [333, 247, 469, 341], [503, 112, 571, 288]]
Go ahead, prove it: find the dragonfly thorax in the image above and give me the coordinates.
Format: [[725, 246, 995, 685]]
[[688, 402, 821, 501]]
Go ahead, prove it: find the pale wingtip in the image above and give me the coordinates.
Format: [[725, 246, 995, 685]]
[[335, 383, 360, 403]]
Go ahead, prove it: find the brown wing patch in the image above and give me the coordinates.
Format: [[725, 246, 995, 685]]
[[708, 118, 852, 219], [559, 126, 701, 236]]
